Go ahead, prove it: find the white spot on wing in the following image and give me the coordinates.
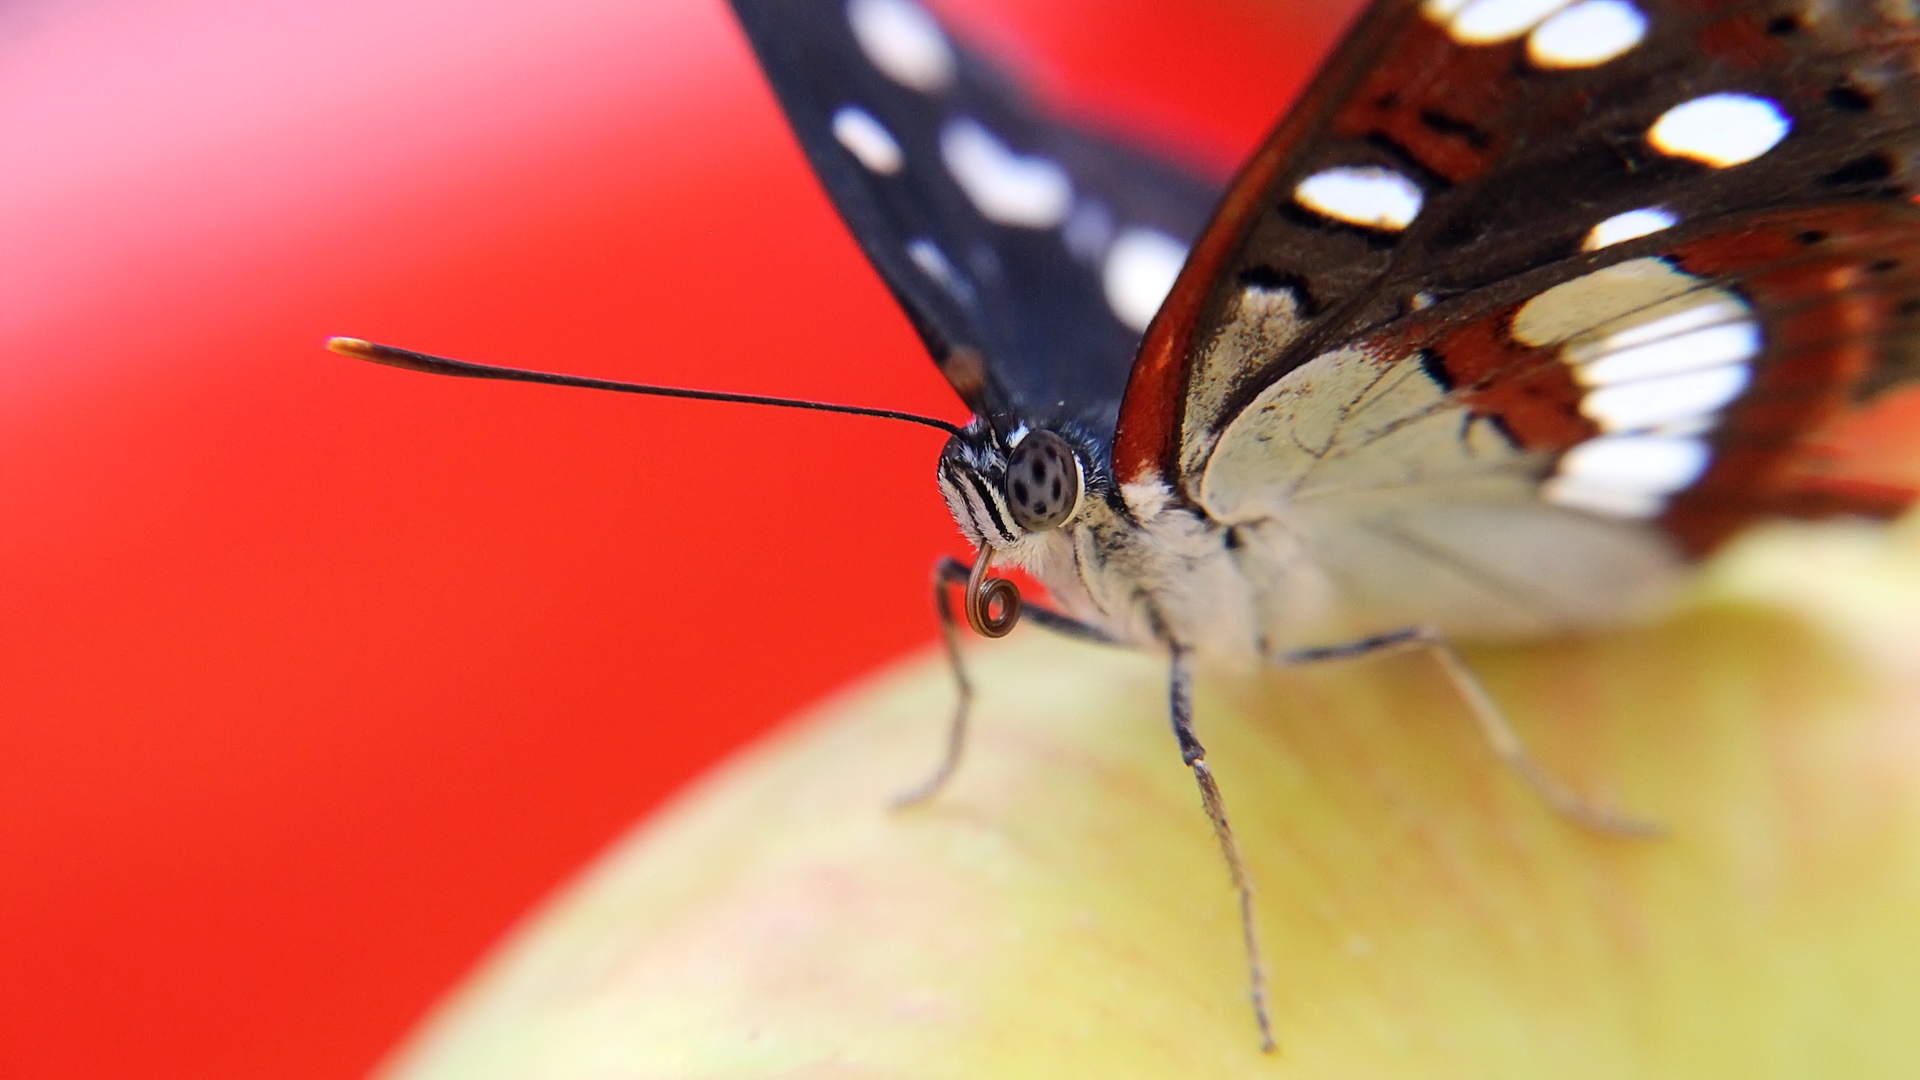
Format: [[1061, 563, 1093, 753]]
[[1547, 433, 1709, 517], [1574, 306, 1760, 386], [1649, 93, 1791, 167], [1102, 228, 1187, 333], [1581, 364, 1751, 431], [1447, 0, 1576, 43], [1593, 298, 1745, 354], [940, 119, 1073, 228], [1519, 260, 1766, 514], [1512, 257, 1697, 347], [1294, 166, 1423, 230], [831, 106, 902, 175], [1558, 434, 1709, 490], [1583, 206, 1675, 250], [907, 237, 970, 303], [847, 0, 956, 93], [1541, 476, 1666, 517], [1528, 0, 1646, 67], [1061, 199, 1115, 264]]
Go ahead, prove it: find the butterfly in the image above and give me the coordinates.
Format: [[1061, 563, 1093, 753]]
[[330, 0, 1920, 1051]]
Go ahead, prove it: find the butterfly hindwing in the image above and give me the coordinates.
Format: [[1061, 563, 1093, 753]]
[[729, 0, 1224, 436], [1118, 0, 1920, 579]]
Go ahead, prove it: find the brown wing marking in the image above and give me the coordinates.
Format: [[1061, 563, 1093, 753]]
[[1420, 308, 1597, 453], [1691, 3, 1792, 71], [1660, 202, 1920, 552], [1326, 16, 1516, 185]]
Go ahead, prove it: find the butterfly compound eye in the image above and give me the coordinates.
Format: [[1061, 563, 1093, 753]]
[[1004, 429, 1083, 532]]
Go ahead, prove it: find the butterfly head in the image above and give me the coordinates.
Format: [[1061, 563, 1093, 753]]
[[937, 420, 1090, 554]]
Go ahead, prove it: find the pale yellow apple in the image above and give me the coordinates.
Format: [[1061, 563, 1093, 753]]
[[378, 518, 1920, 1078]]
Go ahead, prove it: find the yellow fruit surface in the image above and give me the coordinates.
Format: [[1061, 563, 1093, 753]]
[[380, 520, 1920, 1079]]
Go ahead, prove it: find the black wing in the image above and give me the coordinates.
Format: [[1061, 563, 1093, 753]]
[[730, 0, 1224, 438]]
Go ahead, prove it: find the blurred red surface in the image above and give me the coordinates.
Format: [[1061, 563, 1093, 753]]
[[0, 1, 1348, 1077]]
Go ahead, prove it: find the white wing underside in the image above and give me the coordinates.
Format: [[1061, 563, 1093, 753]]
[[1196, 339, 1689, 645]]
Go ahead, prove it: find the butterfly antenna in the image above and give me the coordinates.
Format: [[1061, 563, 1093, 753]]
[[326, 337, 966, 437]]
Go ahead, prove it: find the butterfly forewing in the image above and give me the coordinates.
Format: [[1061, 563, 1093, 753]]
[[1120, 0, 1920, 569], [729, 0, 1224, 436]]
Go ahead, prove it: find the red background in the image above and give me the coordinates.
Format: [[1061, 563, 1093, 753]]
[[0, 1, 1351, 1077]]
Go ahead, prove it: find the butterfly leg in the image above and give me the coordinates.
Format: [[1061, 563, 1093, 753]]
[[1169, 644, 1276, 1053], [890, 557, 980, 809], [1282, 628, 1659, 838], [894, 556, 1123, 808]]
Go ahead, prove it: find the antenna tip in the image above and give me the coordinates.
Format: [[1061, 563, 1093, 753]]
[[326, 336, 378, 360]]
